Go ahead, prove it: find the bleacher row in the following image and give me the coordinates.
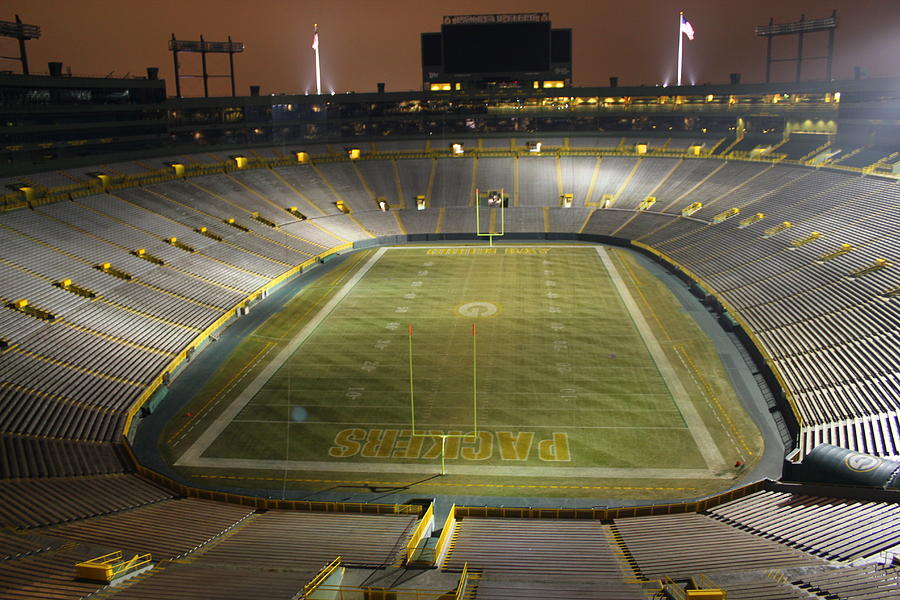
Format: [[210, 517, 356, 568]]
[[707, 489, 900, 561], [0, 493, 419, 600], [438, 488, 900, 598], [0, 479, 897, 599]]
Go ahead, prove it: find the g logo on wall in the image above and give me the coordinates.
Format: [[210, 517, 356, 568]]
[[844, 452, 882, 472]]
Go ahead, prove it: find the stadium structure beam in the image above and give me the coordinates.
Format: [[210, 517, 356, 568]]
[[169, 34, 244, 98], [756, 11, 837, 83], [0, 15, 41, 75]]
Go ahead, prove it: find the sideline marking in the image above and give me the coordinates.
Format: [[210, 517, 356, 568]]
[[176, 247, 388, 466], [168, 342, 275, 445], [194, 474, 698, 492], [169, 252, 366, 445], [182, 456, 726, 479], [596, 246, 727, 471], [676, 344, 754, 457]]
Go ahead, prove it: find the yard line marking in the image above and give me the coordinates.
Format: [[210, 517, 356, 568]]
[[596, 246, 727, 471], [176, 247, 388, 467]]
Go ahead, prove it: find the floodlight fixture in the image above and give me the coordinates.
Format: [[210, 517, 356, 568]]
[[0, 15, 40, 74], [169, 34, 244, 97], [755, 11, 838, 82], [0, 18, 40, 39]]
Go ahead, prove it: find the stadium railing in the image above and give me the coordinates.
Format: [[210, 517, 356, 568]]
[[432, 504, 457, 568], [11, 146, 889, 445], [404, 502, 435, 564], [6, 145, 889, 213], [301, 556, 343, 598], [454, 480, 766, 521]]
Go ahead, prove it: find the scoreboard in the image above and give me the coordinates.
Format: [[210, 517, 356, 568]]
[[422, 13, 572, 91]]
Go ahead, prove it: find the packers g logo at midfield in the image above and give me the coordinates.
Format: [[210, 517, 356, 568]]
[[456, 302, 500, 318], [843, 452, 882, 472]]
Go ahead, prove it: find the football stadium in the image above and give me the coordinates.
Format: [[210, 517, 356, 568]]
[[0, 4, 899, 599]]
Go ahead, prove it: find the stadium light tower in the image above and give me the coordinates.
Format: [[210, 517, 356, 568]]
[[169, 34, 244, 98], [755, 11, 838, 82], [0, 15, 41, 75]]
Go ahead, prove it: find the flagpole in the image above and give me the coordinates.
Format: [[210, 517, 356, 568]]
[[314, 24, 322, 95], [677, 11, 684, 86]]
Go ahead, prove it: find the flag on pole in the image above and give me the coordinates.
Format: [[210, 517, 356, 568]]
[[680, 15, 695, 40], [312, 25, 319, 50]]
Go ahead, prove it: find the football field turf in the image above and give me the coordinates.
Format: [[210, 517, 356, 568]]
[[168, 245, 763, 499]]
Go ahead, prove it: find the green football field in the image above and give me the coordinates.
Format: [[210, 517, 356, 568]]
[[166, 245, 763, 499]]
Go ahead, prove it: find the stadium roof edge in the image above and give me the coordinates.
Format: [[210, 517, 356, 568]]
[[166, 76, 900, 106], [0, 72, 165, 89]]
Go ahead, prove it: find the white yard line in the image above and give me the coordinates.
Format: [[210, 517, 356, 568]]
[[183, 456, 725, 479], [175, 247, 388, 467], [596, 246, 727, 471], [231, 420, 688, 430]]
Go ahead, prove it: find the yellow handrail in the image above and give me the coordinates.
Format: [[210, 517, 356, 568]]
[[75, 551, 152, 583], [455, 562, 470, 600], [453, 480, 766, 521], [432, 504, 457, 568], [405, 502, 435, 562], [303, 556, 342, 596]]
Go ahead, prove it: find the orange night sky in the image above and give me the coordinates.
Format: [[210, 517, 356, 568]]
[[3, 0, 899, 96]]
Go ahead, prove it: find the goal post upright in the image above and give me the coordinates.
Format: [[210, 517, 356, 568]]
[[475, 187, 505, 247], [407, 322, 479, 475], [408, 324, 415, 436]]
